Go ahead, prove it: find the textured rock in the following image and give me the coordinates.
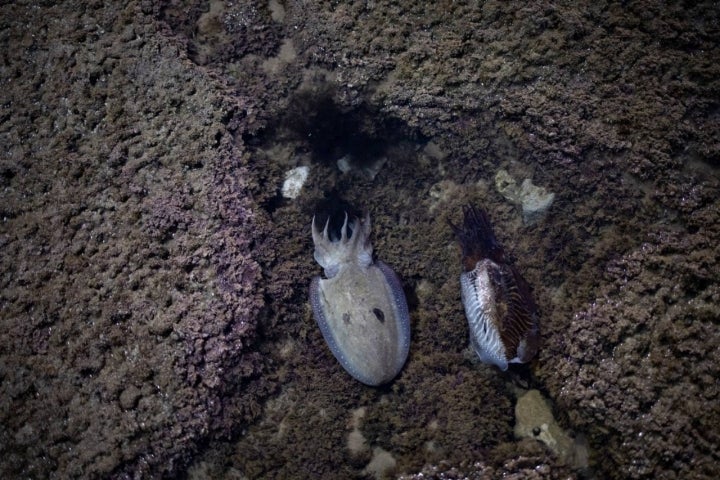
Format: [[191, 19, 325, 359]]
[[0, 1, 271, 477], [541, 213, 720, 479]]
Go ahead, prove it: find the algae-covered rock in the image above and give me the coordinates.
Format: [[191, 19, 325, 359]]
[[514, 389, 588, 469]]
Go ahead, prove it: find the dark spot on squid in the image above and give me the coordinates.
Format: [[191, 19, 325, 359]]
[[343, 312, 351, 324], [372, 308, 385, 323]]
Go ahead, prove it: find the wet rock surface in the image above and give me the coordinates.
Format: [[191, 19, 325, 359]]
[[544, 217, 720, 479], [2, 0, 719, 478]]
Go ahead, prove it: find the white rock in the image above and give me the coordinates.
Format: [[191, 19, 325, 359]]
[[281, 166, 309, 199], [494, 169, 555, 224], [514, 389, 589, 468], [362, 447, 396, 480], [518, 178, 555, 225], [337, 155, 353, 174]]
